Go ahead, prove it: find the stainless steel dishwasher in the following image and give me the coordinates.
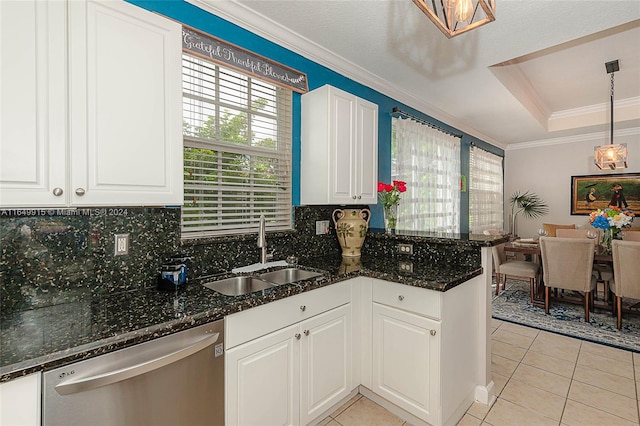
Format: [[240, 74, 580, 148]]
[[43, 319, 224, 426]]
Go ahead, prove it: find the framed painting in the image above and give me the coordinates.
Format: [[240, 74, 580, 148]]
[[571, 173, 640, 215]]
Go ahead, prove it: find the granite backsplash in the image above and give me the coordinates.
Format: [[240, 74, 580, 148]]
[[0, 206, 345, 316], [0, 205, 481, 317]]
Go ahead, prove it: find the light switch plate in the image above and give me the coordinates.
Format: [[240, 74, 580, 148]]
[[316, 220, 330, 235]]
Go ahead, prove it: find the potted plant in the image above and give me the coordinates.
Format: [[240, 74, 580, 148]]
[[509, 191, 549, 236]]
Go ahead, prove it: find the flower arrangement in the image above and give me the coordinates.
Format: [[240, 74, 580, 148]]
[[589, 206, 635, 252], [378, 180, 406, 231], [377, 180, 407, 207], [589, 207, 634, 230]]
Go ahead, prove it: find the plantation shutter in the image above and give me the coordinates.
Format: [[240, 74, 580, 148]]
[[181, 53, 292, 238]]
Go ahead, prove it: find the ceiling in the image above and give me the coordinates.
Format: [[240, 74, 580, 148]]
[[192, 0, 640, 150]]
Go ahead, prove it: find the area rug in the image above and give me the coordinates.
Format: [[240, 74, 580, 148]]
[[492, 278, 640, 353]]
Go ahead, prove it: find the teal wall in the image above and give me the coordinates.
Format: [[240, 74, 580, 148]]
[[129, 0, 504, 232]]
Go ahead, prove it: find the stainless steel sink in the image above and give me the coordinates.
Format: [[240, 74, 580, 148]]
[[202, 276, 275, 296], [258, 268, 323, 285]]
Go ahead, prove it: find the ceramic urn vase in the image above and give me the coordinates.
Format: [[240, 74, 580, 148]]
[[332, 208, 371, 257]]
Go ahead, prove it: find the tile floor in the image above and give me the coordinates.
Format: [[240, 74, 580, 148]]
[[317, 319, 640, 426]]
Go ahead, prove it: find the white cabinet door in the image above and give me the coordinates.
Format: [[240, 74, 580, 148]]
[[0, 0, 67, 207], [372, 302, 441, 425], [68, 0, 183, 206], [300, 304, 352, 425], [354, 98, 378, 204], [226, 323, 300, 426], [301, 85, 378, 205], [328, 88, 356, 204], [0, 372, 42, 426]]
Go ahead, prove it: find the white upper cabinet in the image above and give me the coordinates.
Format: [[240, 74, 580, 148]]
[[300, 85, 378, 205], [0, 0, 183, 207], [0, 0, 67, 207]]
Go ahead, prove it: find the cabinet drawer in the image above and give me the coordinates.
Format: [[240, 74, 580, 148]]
[[226, 280, 351, 348], [372, 279, 441, 320]]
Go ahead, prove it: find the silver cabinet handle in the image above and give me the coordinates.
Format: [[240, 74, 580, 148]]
[[357, 195, 362, 199], [430, 330, 437, 336], [55, 332, 220, 395], [295, 333, 301, 340], [53, 187, 63, 196], [300, 305, 306, 312], [398, 295, 404, 301], [75, 188, 86, 196], [352, 195, 356, 199], [303, 330, 309, 336]]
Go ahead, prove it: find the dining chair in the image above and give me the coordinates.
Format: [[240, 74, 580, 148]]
[[555, 228, 609, 301], [610, 240, 640, 329], [539, 237, 597, 322], [623, 231, 640, 242], [492, 243, 540, 303]]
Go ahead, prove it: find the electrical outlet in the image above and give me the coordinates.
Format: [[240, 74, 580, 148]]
[[398, 261, 413, 273], [315, 220, 330, 235], [397, 243, 413, 255], [114, 234, 129, 256]]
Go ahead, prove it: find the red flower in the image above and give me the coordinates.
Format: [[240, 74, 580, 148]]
[[377, 180, 407, 207]]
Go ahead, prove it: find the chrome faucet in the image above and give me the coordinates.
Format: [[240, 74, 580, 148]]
[[257, 215, 268, 264]]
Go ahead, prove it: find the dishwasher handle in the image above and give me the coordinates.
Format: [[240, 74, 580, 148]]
[[55, 331, 220, 396]]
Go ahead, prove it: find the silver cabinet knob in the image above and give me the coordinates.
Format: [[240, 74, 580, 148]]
[[398, 295, 404, 301], [300, 305, 306, 312], [75, 188, 86, 196], [52, 187, 63, 196], [303, 330, 309, 336], [430, 330, 437, 336], [295, 333, 301, 340], [352, 195, 356, 199], [357, 195, 362, 199]]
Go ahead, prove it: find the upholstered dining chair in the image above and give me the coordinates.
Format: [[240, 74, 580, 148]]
[[539, 237, 597, 322], [623, 231, 640, 242], [555, 228, 609, 300], [492, 243, 540, 303], [610, 240, 640, 329]]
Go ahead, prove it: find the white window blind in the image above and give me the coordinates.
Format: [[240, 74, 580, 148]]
[[469, 146, 504, 233], [181, 53, 292, 238], [392, 117, 461, 233]]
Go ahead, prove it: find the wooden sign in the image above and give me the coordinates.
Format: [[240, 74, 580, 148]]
[[182, 25, 308, 94]]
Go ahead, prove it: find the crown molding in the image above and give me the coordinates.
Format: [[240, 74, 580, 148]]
[[185, 0, 501, 147], [506, 127, 640, 151]]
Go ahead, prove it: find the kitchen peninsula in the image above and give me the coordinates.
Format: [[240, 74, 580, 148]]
[[1, 221, 506, 426]]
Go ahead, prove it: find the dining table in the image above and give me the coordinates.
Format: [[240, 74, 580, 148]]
[[503, 240, 613, 309]]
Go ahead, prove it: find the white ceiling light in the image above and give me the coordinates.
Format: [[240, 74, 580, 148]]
[[412, 0, 496, 38], [594, 59, 628, 170]]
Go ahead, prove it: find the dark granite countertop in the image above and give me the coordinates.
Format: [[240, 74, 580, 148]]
[[0, 236, 502, 383]]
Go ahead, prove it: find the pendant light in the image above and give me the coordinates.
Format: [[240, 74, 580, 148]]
[[412, 0, 495, 38], [594, 59, 628, 170]]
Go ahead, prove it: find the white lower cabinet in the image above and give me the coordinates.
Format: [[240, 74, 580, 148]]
[[225, 282, 354, 426], [226, 277, 481, 426], [372, 302, 441, 426], [0, 372, 41, 426]]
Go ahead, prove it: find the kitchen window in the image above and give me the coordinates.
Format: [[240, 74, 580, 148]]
[[469, 146, 504, 233], [181, 53, 292, 238], [392, 116, 461, 233]]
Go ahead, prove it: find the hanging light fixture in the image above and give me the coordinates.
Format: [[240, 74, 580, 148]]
[[594, 59, 628, 170], [412, 0, 496, 38]]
